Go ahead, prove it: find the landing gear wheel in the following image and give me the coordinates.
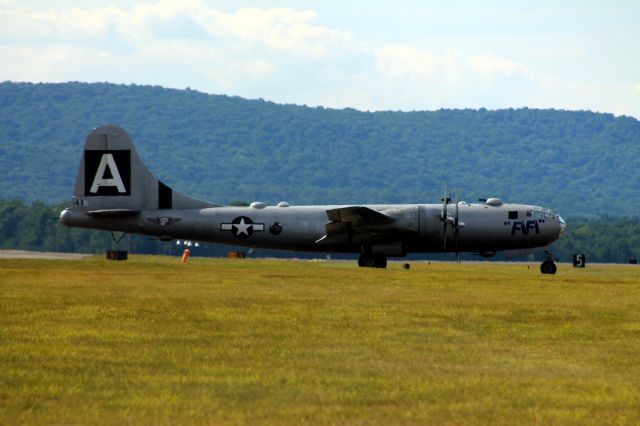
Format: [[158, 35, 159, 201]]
[[358, 253, 372, 267], [374, 255, 387, 269], [540, 260, 557, 275], [358, 254, 387, 269]]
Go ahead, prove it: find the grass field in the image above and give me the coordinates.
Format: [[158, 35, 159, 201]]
[[1, 256, 640, 425]]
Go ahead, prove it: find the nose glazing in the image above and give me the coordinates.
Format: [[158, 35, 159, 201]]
[[559, 216, 567, 234]]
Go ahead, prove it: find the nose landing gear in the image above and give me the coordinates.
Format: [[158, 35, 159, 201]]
[[540, 251, 557, 274]]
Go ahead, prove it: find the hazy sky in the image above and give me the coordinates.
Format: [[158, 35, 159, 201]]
[[2, 0, 639, 117]]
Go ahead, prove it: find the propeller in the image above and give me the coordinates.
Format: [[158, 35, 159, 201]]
[[454, 195, 460, 264], [453, 195, 466, 264], [440, 188, 451, 250], [441, 189, 466, 263]]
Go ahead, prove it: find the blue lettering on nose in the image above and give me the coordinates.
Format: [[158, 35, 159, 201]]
[[511, 220, 540, 236], [511, 221, 523, 235]]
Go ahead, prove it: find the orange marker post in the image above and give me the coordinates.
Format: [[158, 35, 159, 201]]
[[181, 248, 191, 263]]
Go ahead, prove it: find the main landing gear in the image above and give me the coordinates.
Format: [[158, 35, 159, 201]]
[[358, 253, 387, 269], [540, 251, 557, 274]]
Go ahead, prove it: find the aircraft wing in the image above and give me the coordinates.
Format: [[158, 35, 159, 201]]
[[325, 206, 395, 226], [316, 206, 395, 245]]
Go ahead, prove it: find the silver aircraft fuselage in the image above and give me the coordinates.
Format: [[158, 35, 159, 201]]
[[60, 124, 566, 270], [61, 202, 564, 255]]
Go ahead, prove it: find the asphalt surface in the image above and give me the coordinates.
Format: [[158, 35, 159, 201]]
[[0, 250, 91, 260]]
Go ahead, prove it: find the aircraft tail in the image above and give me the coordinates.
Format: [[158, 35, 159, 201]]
[[68, 124, 213, 213]]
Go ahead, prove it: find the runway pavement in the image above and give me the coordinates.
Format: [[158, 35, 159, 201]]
[[0, 250, 91, 260]]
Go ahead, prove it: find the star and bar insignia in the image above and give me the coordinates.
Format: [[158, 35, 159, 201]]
[[220, 216, 265, 239]]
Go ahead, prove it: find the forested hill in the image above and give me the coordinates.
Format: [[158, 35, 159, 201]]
[[1, 81, 639, 217]]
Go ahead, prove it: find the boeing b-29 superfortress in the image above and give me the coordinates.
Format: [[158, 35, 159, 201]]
[[60, 125, 566, 273]]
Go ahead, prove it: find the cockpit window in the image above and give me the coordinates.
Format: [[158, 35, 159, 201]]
[[533, 211, 543, 219], [526, 211, 532, 217]]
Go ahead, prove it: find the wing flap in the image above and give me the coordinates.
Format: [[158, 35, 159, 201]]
[[316, 206, 395, 245], [325, 206, 394, 226]]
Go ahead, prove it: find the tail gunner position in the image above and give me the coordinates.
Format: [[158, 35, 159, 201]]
[[60, 125, 566, 273]]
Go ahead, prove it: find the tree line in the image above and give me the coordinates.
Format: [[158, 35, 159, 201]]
[[1, 81, 639, 217]]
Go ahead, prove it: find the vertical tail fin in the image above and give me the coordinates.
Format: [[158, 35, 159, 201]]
[[70, 124, 213, 212]]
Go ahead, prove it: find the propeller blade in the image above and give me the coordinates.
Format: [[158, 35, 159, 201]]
[[455, 194, 460, 263], [441, 187, 450, 251]]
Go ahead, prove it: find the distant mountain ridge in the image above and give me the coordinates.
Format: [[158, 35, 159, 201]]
[[1, 81, 638, 217]]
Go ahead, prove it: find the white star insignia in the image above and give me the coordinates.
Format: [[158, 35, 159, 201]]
[[233, 218, 252, 236]]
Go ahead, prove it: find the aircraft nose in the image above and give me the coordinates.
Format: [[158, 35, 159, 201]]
[[559, 216, 567, 234]]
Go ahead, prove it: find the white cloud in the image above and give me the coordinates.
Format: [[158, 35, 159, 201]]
[[375, 46, 437, 77], [366, 45, 535, 110], [0, 1, 362, 93], [470, 53, 530, 78], [0, 1, 637, 118], [376, 45, 530, 82], [0, 2, 356, 56], [193, 6, 359, 58]]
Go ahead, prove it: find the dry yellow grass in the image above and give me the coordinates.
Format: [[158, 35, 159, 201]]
[[1, 256, 639, 424]]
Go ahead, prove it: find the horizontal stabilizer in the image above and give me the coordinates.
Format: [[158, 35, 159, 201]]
[[86, 209, 141, 217]]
